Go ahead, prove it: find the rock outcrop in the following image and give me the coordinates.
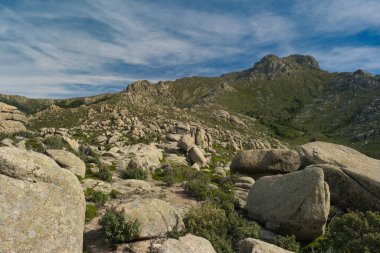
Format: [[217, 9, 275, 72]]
[[300, 141, 380, 210], [158, 234, 216, 253], [0, 102, 27, 133], [0, 147, 85, 253], [231, 149, 301, 175], [246, 167, 330, 240], [46, 149, 86, 177], [238, 238, 293, 253], [115, 198, 185, 240]]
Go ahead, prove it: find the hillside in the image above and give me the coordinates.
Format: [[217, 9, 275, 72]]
[[3, 54, 379, 158]]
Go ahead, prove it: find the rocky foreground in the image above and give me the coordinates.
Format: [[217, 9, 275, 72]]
[[0, 98, 379, 253], [0, 55, 380, 253]]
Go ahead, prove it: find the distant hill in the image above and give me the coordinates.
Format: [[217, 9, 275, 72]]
[[4, 54, 380, 158]]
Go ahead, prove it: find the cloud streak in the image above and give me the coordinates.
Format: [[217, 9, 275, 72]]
[[0, 0, 378, 98]]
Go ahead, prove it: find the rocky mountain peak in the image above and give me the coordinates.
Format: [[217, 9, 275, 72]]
[[249, 54, 320, 80], [124, 80, 153, 93]]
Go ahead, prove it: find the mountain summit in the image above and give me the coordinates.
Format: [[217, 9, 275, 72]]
[[248, 54, 320, 80]]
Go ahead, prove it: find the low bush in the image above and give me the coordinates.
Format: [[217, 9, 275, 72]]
[[152, 164, 198, 186], [84, 188, 109, 206], [25, 138, 45, 153], [42, 136, 67, 150], [274, 235, 300, 252], [121, 168, 148, 180], [100, 209, 139, 245], [326, 211, 380, 253], [97, 166, 114, 182], [110, 189, 121, 199], [85, 204, 97, 222], [184, 203, 259, 253]]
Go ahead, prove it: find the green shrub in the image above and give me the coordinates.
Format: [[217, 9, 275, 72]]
[[42, 136, 67, 150], [153, 164, 198, 186], [25, 138, 45, 153], [302, 234, 328, 253], [110, 189, 121, 199], [274, 235, 300, 252], [326, 211, 380, 253], [184, 203, 259, 253], [184, 175, 237, 213], [121, 168, 148, 180], [100, 209, 139, 245], [85, 204, 97, 222], [97, 166, 114, 182], [84, 188, 109, 206]]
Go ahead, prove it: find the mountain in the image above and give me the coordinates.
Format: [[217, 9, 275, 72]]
[[1, 54, 379, 158]]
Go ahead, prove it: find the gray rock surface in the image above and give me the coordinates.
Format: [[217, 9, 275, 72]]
[[246, 167, 330, 240], [300, 141, 380, 210], [231, 149, 301, 174], [188, 146, 208, 166], [0, 147, 85, 253], [239, 238, 293, 253], [159, 234, 216, 253], [307, 164, 380, 211], [177, 135, 195, 152], [116, 198, 185, 240], [0, 102, 27, 133], [46, 149, 86, 177]]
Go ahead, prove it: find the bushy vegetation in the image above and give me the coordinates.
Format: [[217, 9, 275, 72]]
[[184, 203, 259, 253], [274, 235, 300, 252], [97, 165, 114, 182], [121, 168, 148, 180], [84, 188, 109, 206], [85, 204, 97, 222], [100, 209, 139, 245], [25, 138, 45, 153], [152, 164, 198, 186], [326, 211, 380, 253], [42, 136, 67, 150]]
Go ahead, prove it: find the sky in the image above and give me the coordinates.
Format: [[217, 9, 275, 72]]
[[0, 0, 379, 98]]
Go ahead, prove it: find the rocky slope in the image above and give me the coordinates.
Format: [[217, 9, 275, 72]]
[[0, 54, 379, 253]]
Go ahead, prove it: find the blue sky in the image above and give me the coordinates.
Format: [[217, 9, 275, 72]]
[[0, 0, 379, 98]]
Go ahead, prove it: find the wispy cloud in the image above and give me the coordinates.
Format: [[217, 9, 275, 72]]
[[0, 0, 378, 98]]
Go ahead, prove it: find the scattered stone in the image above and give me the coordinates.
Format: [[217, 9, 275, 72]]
[[177, 135, 195, 152], [246, 167, 330, 240], [188, 146, 208, 166]]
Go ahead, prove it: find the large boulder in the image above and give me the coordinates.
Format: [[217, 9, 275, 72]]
[[159, 234, 216, 253], [0, 102, 27, 133], [120, 143, 163, 170], [115, 198, 185, 240], [0, 147, 85, 253], [46, 149, 86, 177], [300, 141, 380, 210], [246, 167, 330, 240], [307, 164, 380, 211], [231, 149, 301, 175], [239, 238, 293, 253]]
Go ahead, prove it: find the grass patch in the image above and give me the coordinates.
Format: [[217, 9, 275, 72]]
[[121, 168, 148, 180], [85, 204, 98, 222]]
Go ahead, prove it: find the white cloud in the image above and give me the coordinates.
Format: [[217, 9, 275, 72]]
[[310, 46, 380, 73]]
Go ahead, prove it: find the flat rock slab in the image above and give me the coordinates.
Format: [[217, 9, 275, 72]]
[[116, 198, 185, 240], [159, 234, 216, 253], [0, 147, 85, 253], [46, 149, 86, 177]]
